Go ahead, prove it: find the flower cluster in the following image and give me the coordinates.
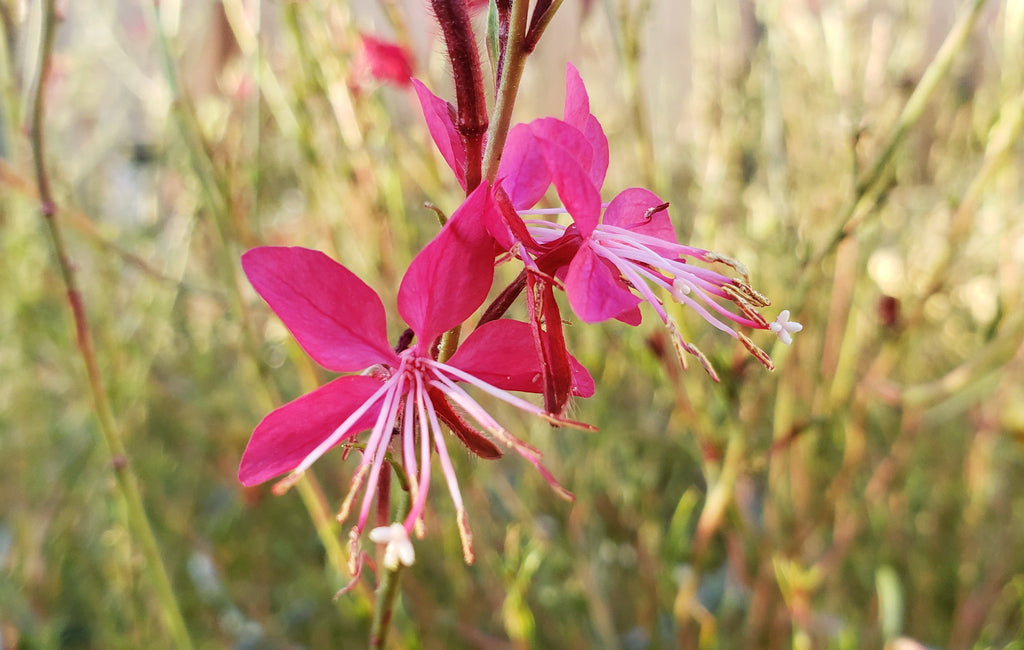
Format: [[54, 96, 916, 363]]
[[239, 64, 800, 575]]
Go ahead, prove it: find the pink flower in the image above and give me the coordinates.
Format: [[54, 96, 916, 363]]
[[240, 185, 593, 565], [358, 34, 415, 87], [496, 65, 797, 378], [412, 63, 798, 380]]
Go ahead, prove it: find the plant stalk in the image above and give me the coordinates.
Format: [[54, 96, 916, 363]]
[[27, 2, 192, 647]]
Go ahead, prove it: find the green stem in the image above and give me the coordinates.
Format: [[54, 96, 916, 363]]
[[481, 0, 531, 183], [368, 477, 413, 649], [27, 2, 192, 648], [369, 563, 405, 649]]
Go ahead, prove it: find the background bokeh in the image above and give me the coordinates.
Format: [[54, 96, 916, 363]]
[[2, 0, 1023, 647]]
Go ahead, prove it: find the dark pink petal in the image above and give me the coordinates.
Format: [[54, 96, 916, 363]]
[[411, 78, 467, 190], [569, 353, 595, 397], [398, 184, 496, 346], [562, 64, 609, 189], [360, 34, 415, 87], [529, 119, 602, 236], [614, 306, 643, 326], [239, 375, 383, 486], [580, 114, 609, 189], [564, 243, 641, 323], [530, 117, 594, 175], [497, 123, 551, 210], [242, 247, 397, 372], [447, 319, 593, 397], [563, 63, 591, 129], [530, 278, 572, 412], [602, 187, 677, 245]]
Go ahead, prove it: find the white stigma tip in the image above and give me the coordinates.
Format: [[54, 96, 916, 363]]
[[369, 523, 416, 570], [769, 309, 803, 345]]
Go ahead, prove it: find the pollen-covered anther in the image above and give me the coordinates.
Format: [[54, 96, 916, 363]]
[[363, 363, 393, 382], [337, 464, 372, 523], [683, 339, 721, 382], [347, 527, 362, 576], [738, 332, 775, 371], [736, 299, 770, 329], [667, 319, 721, 382], [271, 470, 304, 496], [703, 252, 750, 281], [724, 281, 771, 308], [643, 201, 671, 221], [457, 508, 475, 565]]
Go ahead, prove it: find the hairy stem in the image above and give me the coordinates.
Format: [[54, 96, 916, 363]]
[[431, 0, 488, 192]]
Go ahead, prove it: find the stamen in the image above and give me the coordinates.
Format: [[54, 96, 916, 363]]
[[724, 280, 771, 308], [337, 463, 371, 523], [702, 252, 750, 282], [596, 245, 670, 322], [401, 389, 418, 505], [427, 360, 595, 431], [354, 374, 408, 532], [347, 526, 361, 576], [457, 508, 475, 564], [643, 201, 671, 220], [404, 375, 434, 533], [738, 332, 775, 371], [291, 379, 394, 477], [425, 392, 470, 516], [428, 373, 576, 501], [271, 469, 305, 496], [668, 318, 721, 382], [735, 299, 770, 329]]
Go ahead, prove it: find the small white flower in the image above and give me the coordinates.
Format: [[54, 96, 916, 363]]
[[769, 310, 803, 345], [369, 523, 415, 570]]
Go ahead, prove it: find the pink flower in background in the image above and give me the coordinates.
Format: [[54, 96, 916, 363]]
[[240, 185, 592, 567], [358, 34, 415, 87]]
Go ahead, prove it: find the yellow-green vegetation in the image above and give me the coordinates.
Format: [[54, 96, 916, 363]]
[[2, 0, 1023, 647]]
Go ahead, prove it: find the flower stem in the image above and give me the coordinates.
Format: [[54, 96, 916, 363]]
[[481, 0, 530, 183], [431, 0, 488, 192], [479, 0, 564, 184], [27, 2, 192, 648], [368, 477, 412, 648]]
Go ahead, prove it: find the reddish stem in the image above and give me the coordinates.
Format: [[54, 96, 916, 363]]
[[431, 0, 487, 193]]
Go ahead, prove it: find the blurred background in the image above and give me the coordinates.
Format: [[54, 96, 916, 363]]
[[2, 0, 1023, 647]]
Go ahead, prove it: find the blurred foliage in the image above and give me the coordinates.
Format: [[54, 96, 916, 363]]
[[2, 0, 1024, 648]]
